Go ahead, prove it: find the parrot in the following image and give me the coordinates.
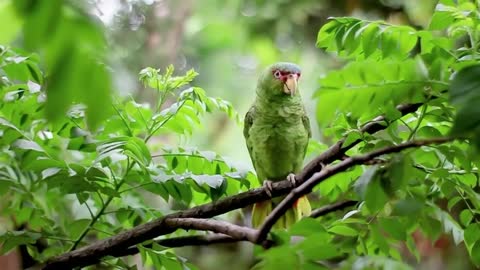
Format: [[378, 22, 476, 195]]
[[244, 62, 311, 229]]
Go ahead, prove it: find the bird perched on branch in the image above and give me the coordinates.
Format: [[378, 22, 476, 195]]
[[244, 62, 311, 229]]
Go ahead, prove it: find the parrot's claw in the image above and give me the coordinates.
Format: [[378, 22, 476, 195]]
[[287, 173, 297, 187], [263, 180, 273, 197]]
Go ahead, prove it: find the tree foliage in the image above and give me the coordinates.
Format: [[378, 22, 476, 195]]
[[1, 0, 480, 269], [0, 46, 244, 268]]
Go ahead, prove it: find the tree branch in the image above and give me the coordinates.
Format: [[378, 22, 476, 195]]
[[255, 136, 456, 243], [310, 200, 358, 218], [164, 218, 258, 243], [39, 102, 428, 269]]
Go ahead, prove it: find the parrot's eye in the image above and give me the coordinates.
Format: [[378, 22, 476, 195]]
[[273, 70, 281, 79]]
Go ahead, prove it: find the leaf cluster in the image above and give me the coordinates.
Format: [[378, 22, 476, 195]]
[[0, 46, 244, 269]]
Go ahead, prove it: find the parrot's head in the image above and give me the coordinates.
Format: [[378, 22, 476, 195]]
[[258, 62, 301, 97]]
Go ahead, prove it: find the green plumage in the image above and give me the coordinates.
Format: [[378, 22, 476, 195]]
[[244, 62, 311, 228]]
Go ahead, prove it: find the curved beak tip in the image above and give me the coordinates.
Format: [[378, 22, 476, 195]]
[[283, 74, 298, 96]]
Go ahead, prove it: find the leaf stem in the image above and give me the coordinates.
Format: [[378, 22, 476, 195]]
[[112, 103, 134, 137], [398, 118, 413, 133], [145, 100, 187, 142], [407, 103, 428, 141], [69, 161, 135, 251], [85, 201, 95, 219]]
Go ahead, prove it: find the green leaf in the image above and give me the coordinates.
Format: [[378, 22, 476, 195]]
[[289, 218, 328, 236], [16, 0, 113, 129], [342, 130, 362, 148], [471, 242, 480, 267], [385, 154, 412, 193], [361, 22, 380, 57], [370, 223, 390, 254], [317, 17, 417, 60], [69, 219, 91, 239], [328, 225, 357, 236], [461, 173, 477, 187], [429, 10, 456, 30], [12, 139, 44, 152], [450, 65, 480, 107], [24, 157, 65, 172], [160, 253, 184, 270], [190, 174, 224, 188], [464, 223, 480, 249], [460, 209, 473, 226], [299, 234, 339, 260], [0, 180, 13, 195], [392, 197, 424, 216], [256, 245, 298, 270], [450, 65, 480, 137], [416, 126, 443, 138], [0, 231, 41, 255], [354, 166, 378, 196], [378, 218, 406, 241], [45, 172, 98, 194], [139, 66, 198, 92], [356, 166, 389, 212], [41, 167, 62, 179], [125, 137, 152, 166], [315, 58, 428, 125], [96, 137, 151, 166]]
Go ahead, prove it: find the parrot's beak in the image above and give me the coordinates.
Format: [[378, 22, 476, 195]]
[[283, 73, 298, 96]]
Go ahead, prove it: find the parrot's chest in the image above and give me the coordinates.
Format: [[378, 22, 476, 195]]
[[263, 121, 302, 145], [263, 122, 304, 155], [249, 116, 308, 180]]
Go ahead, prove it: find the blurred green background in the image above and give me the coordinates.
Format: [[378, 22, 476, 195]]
[[89, 1, 436, 268]]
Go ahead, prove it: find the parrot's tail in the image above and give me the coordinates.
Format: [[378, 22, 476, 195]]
[[251, 196, 311, 229]]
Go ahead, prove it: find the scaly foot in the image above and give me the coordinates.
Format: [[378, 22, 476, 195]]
[[263, 180, 273, 197], [287, 173, 297, 187]]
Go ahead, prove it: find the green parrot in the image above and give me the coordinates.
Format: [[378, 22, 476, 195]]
[[244, 62, 312, 229]]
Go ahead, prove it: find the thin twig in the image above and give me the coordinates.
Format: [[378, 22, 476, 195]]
[[310, 200, 358, 218]]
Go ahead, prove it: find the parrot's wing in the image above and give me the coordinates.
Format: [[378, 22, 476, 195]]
[[302, 113, 311, 159], [302, 113, 311, 138], [243, 106, 256, 160]]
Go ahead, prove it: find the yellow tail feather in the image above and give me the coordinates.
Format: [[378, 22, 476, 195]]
[[252, 196, 311, 229]]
